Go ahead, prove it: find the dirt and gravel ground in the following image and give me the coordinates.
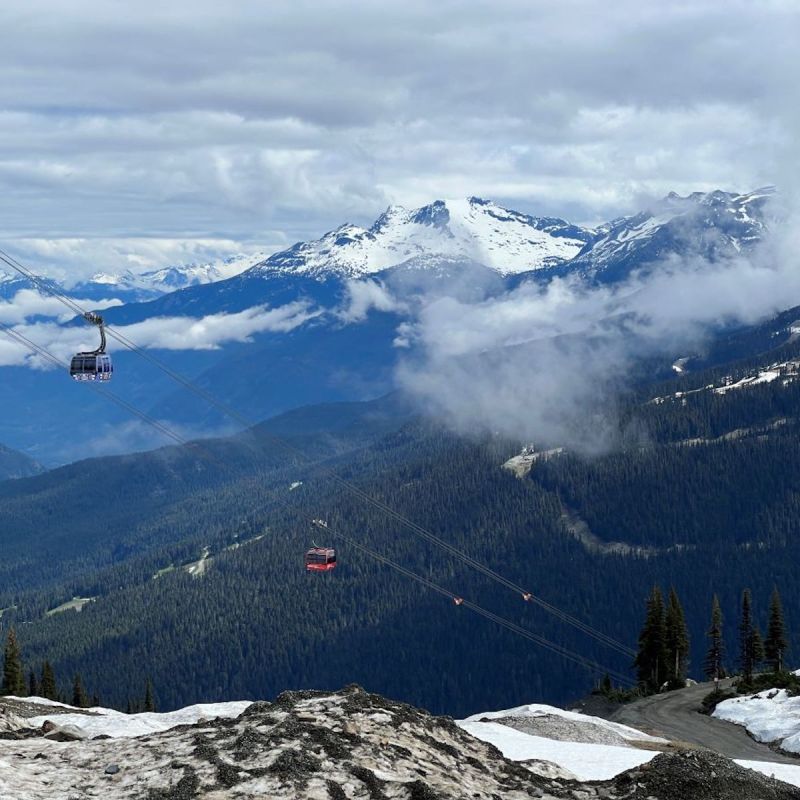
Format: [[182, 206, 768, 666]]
[[610, 680, 799, 765]]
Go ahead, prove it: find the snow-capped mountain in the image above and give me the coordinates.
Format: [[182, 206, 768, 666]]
[[2, 252, 265, 305], [250, 197, 593, 279], [73, 252, 267, 301], [0, 187, 785, 462], [566, 188, 775, 283]]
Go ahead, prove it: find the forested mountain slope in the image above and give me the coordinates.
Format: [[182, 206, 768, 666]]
[[3, 323, 800, 716]]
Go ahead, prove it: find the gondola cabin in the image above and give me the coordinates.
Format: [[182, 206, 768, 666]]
[[70, 353, 113, 381], [305, 547, 336, 572]]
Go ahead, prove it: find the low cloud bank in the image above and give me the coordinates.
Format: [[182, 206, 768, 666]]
[[396, 212, 800, 451], [338, 279, 407, 323], [0, 301, 317, 367], [0, 289, 122, 324]]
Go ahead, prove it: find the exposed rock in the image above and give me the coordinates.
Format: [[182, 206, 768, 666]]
[[608, 751, 800, 800], [42, 722, 89, 742], [0, 687, 797, 799]]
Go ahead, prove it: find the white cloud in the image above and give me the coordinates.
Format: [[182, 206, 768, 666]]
[[0, 289, 122, 324], [397, 213, 800, 450], [3, 238, 278, 285], [0, 302, 318, 367], [338, 280, 406, 323], [119, 303, 318, 350], [0, 0, 795, 279]]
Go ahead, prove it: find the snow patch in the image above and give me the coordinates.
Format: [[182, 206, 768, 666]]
[[458, 719, 656, 781], [714, 689, 800, 754], [25, 699, 252, 739]]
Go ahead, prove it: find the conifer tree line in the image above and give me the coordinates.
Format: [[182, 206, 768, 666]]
[[0, 628, 155, 712], [634, 585, 791, 693]]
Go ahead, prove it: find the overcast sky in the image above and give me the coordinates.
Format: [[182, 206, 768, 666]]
[[0, 0, 796, 279]]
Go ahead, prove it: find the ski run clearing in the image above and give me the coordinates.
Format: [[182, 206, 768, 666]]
[[45, 597, 96, 616], [650, 359, 800, 406]]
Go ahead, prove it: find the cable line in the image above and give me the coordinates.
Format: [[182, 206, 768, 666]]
[[0, 322, 632, 684], [0, 247, 636, 658], [0, 322, 200, 455], [318, 519, 633, 685]]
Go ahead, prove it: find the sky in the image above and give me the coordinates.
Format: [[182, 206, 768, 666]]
[[0, 0, 796, 281]]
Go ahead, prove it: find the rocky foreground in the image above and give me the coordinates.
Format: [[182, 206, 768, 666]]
[[0, 685, 798, 799]]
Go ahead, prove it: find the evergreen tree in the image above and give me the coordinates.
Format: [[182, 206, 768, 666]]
[[664, 587, 690, 687], [28, 669, 39, 698], [765, 587, 789, 673], [40, 661, 57, 701], [634, 585, 668, 692], [1, 629, 25, 696], [144, 679, 155, 713], [739, 589, 756, 682], [704, 594, 725, 686], [752, 627, 766, 671], [71, 673, 88, 708]]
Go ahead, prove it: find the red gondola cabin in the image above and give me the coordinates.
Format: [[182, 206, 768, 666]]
[[305, 547, 337, 572]]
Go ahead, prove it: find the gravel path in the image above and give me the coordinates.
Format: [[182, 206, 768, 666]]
[[611, 680, 799, 765]]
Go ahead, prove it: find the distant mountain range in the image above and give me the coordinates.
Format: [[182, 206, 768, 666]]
[[564, 188, 774, 283], [0, 443, 43, 480], [0, 187, 779, 463]]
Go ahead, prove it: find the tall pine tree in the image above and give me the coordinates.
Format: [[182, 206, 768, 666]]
[[765, 587, 789, 673], [72, 674, 88, 708], [28, 669, 39, 698], [752, 626, 766, 672], [634, 585, 668, 692], [704, 594, 725, 687], [739, 589, 757, 682], [1, 629, 25, 696], [40, 661, 58, 701], [144, 679, 156, 713], [664, 587, 690, 687]]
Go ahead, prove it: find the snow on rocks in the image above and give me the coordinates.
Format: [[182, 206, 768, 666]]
[[461, 701, 800, 789], [29, 701, 253, 740], [3, 695, 252, 740], [252, 197, 591, 280], [462, 703, 667, 746], [0, 686, 556, 800], [459, 703, 666, 781], [714, 689, 800, 754], [2, 687, 800, 798], [458, 718, 656, 781]]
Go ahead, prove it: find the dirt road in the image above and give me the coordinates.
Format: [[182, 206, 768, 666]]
[[611, 680, 798, 765]]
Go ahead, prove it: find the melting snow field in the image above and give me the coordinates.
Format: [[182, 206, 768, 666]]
[[9, 695, 252, 739], [458, 719, 656, 781], [4, 693, 800, 795], [460, 702, 800, 788], [714, 689, 800, 754]]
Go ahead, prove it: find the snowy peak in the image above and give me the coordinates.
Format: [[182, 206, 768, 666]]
[[570, 187, 775, 283], [250, 197, 593, 279], [71, 253, 266, 301], [140, 252, 267, 290]]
